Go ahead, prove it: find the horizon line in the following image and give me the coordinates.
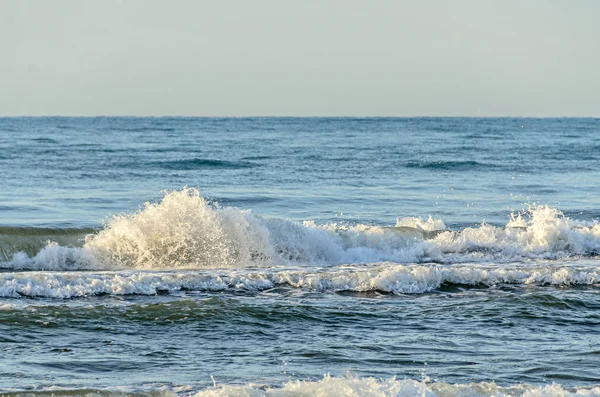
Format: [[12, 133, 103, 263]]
[[1, 115, 599, 119]]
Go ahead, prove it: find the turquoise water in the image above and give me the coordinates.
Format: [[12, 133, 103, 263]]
[[0, 117, 599, 396]]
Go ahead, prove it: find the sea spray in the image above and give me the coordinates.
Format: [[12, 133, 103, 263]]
[[85, 187, 274, 269], [2, 188, 600, 271]]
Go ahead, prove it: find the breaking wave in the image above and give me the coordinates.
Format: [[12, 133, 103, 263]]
[[1, 262, 598, 298], [1, 188, 600, 271], [5, 376, 599, 397], [0, 226, 95, 262], [194, 375, 600, 397]]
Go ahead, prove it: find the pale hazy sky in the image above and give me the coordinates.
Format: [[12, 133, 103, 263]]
[[1, 0, 599, 116]]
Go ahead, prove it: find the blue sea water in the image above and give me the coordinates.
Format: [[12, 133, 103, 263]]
[[0, 117, 599, 396]]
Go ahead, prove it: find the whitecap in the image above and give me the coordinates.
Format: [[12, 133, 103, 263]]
[[1, 188, 600, 271]]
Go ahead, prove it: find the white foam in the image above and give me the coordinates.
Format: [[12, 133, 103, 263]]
[[1, 262, 598, 298], [84, 188, 276, 269], [3, 377, 599, 397], [194, 375, 600, 397], [5, 242, 96, 270], [2, 188, 600, 270]]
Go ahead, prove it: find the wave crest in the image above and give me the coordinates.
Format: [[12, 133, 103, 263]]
[[5, 376, 600, 397], [1, 263, 598, 298], [2, 188, 600, 270], [84, 188, 271, 269], [197, 375, 600, 397]]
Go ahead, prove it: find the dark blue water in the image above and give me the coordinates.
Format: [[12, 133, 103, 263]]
[[0, 117, 599, 396]]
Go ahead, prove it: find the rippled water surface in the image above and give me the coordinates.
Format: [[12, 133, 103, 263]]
[[0, 117, 599, 396]]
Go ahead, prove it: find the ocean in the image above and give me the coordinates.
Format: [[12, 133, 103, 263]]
[[0, 117, 599, 396]]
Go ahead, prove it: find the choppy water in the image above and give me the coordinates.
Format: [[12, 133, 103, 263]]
[[1, 117, 599, 396]]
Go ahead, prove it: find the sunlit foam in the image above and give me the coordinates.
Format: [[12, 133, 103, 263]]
[[2, 188, 600, 271]]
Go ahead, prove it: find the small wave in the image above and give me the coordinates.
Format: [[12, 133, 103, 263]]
[[30, 137, 60, 144], [2, 188, 600, 271], [0, 226, 96, 262], [1, 263, 598, 298], [113, 126, 177, 132], [0, 226, 96, 237], [240, 155, 273, 160], [152, 159, 256, 170], [405, 160, 499, 171]]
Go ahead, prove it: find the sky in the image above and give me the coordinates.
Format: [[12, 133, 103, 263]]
[[1, 0, 599, 116]]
